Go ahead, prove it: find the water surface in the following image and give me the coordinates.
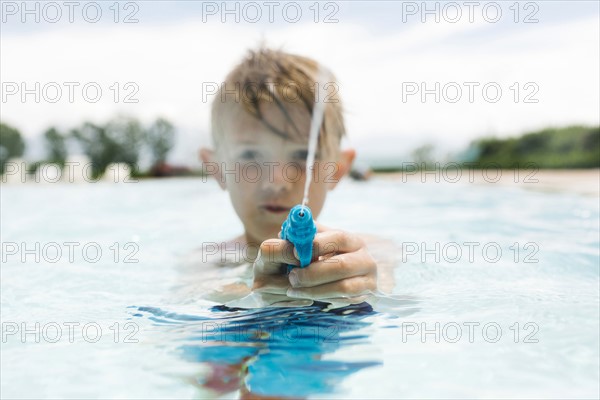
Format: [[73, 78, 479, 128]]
[[1, 177, 598, 398]]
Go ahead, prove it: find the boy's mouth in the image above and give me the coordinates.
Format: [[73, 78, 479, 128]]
[[262, 205, 291, 213]]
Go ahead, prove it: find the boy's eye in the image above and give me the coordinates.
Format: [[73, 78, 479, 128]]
[[239, 150, 259, 160], [293, 150, 309, 160], [291, 150, 321, 161]]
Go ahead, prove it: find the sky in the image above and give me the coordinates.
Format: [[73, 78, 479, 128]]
[[1, 0, 599, 166]]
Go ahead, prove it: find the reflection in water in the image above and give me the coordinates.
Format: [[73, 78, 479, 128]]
[[136, 301, 407, 398]]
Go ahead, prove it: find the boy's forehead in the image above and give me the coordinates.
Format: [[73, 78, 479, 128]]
[[215, 101, 338, 160], [220, 101, 312, 143]]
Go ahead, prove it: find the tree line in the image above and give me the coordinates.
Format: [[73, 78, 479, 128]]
[[370, 125, 599, 172], [3, 120, 598, 176], [470, 125, 599, 169], [0, 116, 175, 177]]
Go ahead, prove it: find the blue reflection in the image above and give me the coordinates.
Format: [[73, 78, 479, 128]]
[[137, 302, 384, 398]]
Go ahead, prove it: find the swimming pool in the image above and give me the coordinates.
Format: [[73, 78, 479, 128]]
[[1, 176, 599, 398]]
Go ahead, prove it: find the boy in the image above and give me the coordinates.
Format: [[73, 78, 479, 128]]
[[199, 47, 393, 306]]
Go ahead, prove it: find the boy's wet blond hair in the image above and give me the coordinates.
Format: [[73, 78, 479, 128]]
[[211, 47, 345, 156]]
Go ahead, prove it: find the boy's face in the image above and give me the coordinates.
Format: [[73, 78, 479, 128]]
[[201, 103, 354, 244]]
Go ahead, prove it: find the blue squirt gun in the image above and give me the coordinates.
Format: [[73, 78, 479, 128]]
[[280, 205, 317, 271]]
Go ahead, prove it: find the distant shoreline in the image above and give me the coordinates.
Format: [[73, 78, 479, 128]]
[[374, 168, 600, 196], [2, 168, 598, 197]]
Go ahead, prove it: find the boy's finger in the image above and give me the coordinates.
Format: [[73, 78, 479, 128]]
[[311, 230, 364, 259], [315, 222, 331, 233], [254, 239, 299, 275], [288, 251, 375, 288], [286, 275, 376, 299]]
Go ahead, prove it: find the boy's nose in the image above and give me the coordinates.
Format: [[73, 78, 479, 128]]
[[260, 162, 294, 193]]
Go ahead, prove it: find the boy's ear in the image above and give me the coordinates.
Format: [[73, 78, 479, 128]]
[[199, 147, 226, 190], [327, 148, 356, 190]]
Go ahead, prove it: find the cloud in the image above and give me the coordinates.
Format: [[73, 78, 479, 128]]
[[1, 10, 598, 164]]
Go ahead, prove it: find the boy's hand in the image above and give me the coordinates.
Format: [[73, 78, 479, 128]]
[[252, 228, 378, 304]]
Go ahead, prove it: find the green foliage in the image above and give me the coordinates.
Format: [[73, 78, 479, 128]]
[[1, 117, 179, 178], [471, 126, 600, 168], [0, 122, 26, 174], [104, 116, 145, 169], [44, 127, 68, 167], [146, 118, 175, 165], [71, 116, 145, 178]]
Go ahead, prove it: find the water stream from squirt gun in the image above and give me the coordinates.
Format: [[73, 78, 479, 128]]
[[279, 68, 329, 272]]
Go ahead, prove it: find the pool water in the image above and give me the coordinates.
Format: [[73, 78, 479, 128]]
[[1, 177, 599, 398]]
